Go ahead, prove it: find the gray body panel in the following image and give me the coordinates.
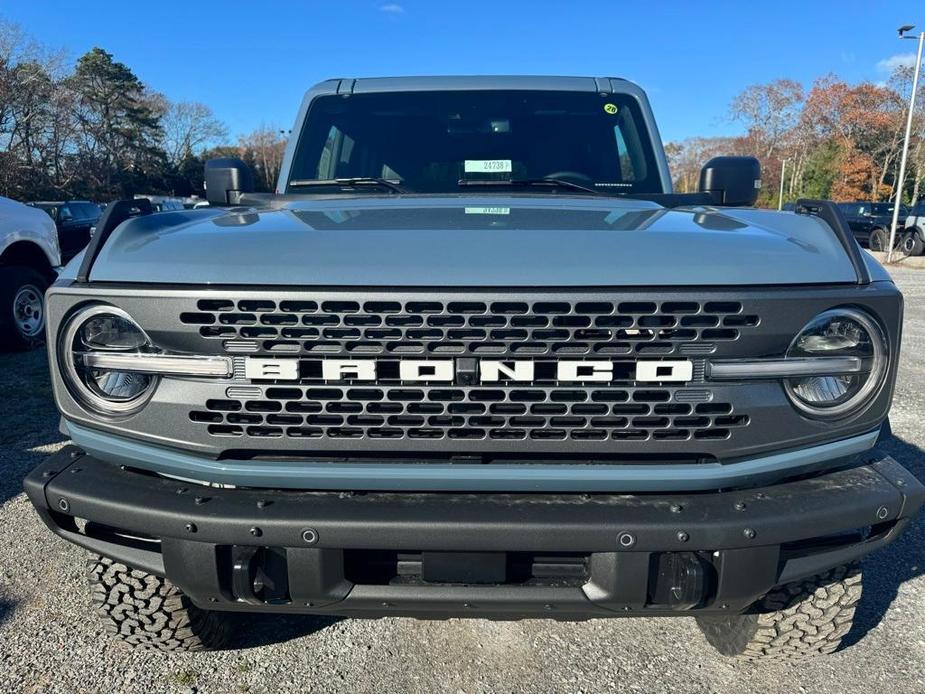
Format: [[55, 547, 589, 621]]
[[89, 197, 859, 286]]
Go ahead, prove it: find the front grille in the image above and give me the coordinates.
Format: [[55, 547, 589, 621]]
[[49, 284, 901, 461], [188, 385, 749, 443], [181, 298, 759, 357]]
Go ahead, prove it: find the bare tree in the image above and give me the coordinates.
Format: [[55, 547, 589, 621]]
[[730, 79, 804, 160], [665, 136, 746, 192], [238, 125, 287, 191], [161, 100, 227, 165]]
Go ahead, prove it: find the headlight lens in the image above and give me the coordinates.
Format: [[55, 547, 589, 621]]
[[784, 308, 887, 418], [60, 306, 157, 414]]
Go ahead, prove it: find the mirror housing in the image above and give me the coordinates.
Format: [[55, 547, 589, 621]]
[[698, 156, 761, 207], [204, 158, 255, 206]]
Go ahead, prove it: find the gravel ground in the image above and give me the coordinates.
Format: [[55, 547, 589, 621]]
[[1, 268, 924, 694]]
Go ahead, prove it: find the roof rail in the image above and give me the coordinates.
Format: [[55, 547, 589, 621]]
[[76, 198, 153, 283], [794, 199, 871, 285]]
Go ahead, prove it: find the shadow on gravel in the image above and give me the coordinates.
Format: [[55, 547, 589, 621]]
[[228, 613, 342, 649], [842, 433, 925, 649], [0, 597, 18, 627], [0, 349, 66, 505]]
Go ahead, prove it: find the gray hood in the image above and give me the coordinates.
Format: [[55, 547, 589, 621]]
[[90, 196, 861, 286]]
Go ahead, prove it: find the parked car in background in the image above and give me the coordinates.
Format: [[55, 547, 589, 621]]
[[0, 196, 60, 350], [903, 200, 925, 256], [836, 201, 908, 251], [134, 195, 185, 212], [26, 200, 101, 263]]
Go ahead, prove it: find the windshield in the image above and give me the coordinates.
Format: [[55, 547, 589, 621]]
[[287, 90, 661, 195]]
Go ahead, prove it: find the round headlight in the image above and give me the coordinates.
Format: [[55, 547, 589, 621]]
[[784, 308, 887, 418], [60, 306, 157, 414]]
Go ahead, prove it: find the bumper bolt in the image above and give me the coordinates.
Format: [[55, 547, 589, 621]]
[[176, 487, 189, 495], [617, 532, 636, 548], [70, 450, 81, 459], [249, 526, 262, 537], [734, 502, 746, 511], [676, 531, 689, 543], [743, 528, 757, 540], [185, 523, 197, 533], [57, 498, 70, 513], [209, 597, 218, 603], [194, 496, 208, 505], [301, 528, 319, 545], [256, 499, 270, 509], [42, 470, 56, 478], [669, 504, 683, 514], [70, 467, 81, 474], [876, 506, 889, 520]]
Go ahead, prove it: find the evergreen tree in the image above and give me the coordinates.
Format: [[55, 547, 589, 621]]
[[68, 47, 164, 197]]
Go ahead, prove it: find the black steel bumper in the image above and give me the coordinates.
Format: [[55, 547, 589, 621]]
[[25, 446, 925, 619]]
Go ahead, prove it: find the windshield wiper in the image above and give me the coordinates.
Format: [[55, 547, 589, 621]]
[[289, 177, 407, 193], [457, 177, 601, 195]]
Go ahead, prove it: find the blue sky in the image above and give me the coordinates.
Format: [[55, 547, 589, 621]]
[[2, 1, 922, 143]]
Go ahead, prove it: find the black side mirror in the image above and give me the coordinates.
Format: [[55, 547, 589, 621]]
[[204, 158, 255, 206], [698, 156, 761, 207]]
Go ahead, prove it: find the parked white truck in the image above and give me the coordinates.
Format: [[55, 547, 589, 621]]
[[0, 195, 61, 349]]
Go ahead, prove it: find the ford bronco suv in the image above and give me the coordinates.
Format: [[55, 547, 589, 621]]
[[25, 77, 924, 660]]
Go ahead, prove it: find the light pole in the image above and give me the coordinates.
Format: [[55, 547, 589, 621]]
[[778, 158, 789, 210], [887, 25, 925, 262]]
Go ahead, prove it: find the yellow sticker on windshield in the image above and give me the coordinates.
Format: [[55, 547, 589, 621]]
[[603, 103, 618, 115]]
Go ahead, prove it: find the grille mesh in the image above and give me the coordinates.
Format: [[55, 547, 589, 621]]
[[189, 386, 749, 443], [181, 299, 759, 357]]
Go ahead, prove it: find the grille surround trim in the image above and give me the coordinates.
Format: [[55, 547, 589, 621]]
[[62, 420, 883, 492], [44, 283, 902, 462]]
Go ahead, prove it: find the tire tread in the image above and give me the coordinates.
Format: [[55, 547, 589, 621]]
[[87, 555, 232, 652], [697, 564, 862, 662]]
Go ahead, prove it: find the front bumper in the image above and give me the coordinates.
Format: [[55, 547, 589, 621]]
[[25, 446, 924, 619]]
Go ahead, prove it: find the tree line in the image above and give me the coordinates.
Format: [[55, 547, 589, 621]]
[[666, 65, 925, 208], [4, 18, 924, 209], [0, 20, 286, 202]]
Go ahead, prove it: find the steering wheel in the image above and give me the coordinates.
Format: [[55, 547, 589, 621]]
[[543, 171, 595, 185]]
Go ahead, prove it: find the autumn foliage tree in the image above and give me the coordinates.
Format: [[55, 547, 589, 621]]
[[668, 69, 925, 207]]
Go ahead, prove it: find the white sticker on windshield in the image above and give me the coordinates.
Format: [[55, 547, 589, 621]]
[[464, 159, 512, 174], [465, 207, 510, 215]]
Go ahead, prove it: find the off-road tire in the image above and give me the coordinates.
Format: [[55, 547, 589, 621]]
[[900, 229, 925, 256], [88, 555, 233, 652], [868, 228, 889, 252], [0, 265, 48, 351], [696, 564, 861, 661]]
